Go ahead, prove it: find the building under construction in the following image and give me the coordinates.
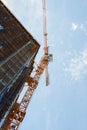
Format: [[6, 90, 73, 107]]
[[0, 0, 40, 126]]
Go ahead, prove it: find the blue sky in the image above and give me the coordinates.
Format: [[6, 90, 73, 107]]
[[2, 0, 87, 130]]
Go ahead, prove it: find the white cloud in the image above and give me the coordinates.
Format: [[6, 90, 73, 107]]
[[64, 49, 87, 80], [71, 22, 87, 36], [71, 23, 78, 31]]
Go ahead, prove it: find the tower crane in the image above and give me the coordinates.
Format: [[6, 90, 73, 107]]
[[42, 0, 49, 86], [1, 0, 52, 129]]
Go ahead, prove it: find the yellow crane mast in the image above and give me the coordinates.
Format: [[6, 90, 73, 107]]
[[1, 0, 52, 129]]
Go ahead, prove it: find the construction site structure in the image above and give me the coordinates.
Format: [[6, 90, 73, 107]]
[[1, 0, 52, 130], [0, 0, 39, 127], [2, 52, 52, 130]]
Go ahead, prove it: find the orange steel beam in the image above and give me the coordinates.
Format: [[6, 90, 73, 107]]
[[2, 55, 50, 130]]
